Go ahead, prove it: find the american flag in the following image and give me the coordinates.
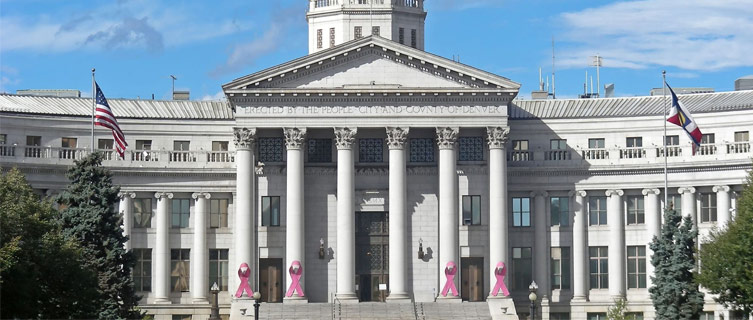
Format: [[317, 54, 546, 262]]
[[94, 82, 127, 158]]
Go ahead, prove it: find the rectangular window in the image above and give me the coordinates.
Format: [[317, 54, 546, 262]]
[[589, 196, 607, 225], [409, 138, 435, 163], [551, 313, 571, 320], [210, 141, 230, 162], [668, 194, 682, 215], [171, 249, 190, 292], [317, 29, 322, 48], [550, 139, 567, 150], [0, 134, 10, 157], [626, 137, 642, 148], [699, 312, 714, 320], [172, 315, 191, 320], [372, 26, 380, 36], [732, 131, 750, 153], [735, 131, 749, 142], [329, 27, 335, 47], [462, 195, 481, 226], [98, 139, 113, 149], [458, 136, 484, 161], [136, 140, 152, 150], [359, 138, 383, 163], [212, 141, 228, 151], [210, 199, 228, 228], [699, 133, 716, 155], [701, 133, 715, 144], [59, 137, 78, 159], [173, 140, 189, 151], [133, 198, 153, 228], [623, 137, 644, 158], [589, 246, 608, 289], [261, 196, 280, 227], [512, 197, 531, 227], [354, 26, 362, 39], [0, 134, 6, 145], [511, 140, 530, 161], [626, 195, 645, 225], [26, 135, 41, 147], [666, 135, 679, 145], [587, 313, 607, 320], [550, 197, 569, 226], [61, 137, 77, 148], [411, 29, 417, 48], [551, 247, 570, 290], [133, 249, 152, 292], [258, 137, 283, 162], [307, 139, 332, 163], [627, 246, 646, 289], [700, 193, 717, 222], [172, 140, 191, 162], [209, 249, 229, 291], [625, 313, 644, 320], [171, 199, 190, 228], [589, 138, 605, 148], [399, 27, 405, 44], [512, 247, 532, 290]]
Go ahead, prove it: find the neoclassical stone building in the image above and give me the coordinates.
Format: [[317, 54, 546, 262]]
[[1, 1, 752, 319]]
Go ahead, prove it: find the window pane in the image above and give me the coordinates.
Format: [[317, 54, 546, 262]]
[[472, 195, 481, 225], [409, 138, 435, 163]]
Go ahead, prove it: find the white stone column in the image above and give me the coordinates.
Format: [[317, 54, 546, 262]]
[[233, 127, 256, 297], [533, 191, 549, 299], [487, 127, 509, 298], [192, 192, 211, 303], [334, 127, 358, 301], [571, 190, 588, 301], [606, 189, 625, 299], [154, 191, 173, 303], [386, 127, 410, 301], [713, 185, 731, 227], [284, 127, 307, 301], [678, 187, 697, 225], [436, 127, 459, 300], [642, 188, 661, 289], [119, 192, 136, 250]]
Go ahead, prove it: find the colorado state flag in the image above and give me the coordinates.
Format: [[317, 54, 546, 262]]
[[666, 83, 702, 155]]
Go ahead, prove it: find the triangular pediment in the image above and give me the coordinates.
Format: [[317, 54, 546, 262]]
[[223, 36, 520, 93]]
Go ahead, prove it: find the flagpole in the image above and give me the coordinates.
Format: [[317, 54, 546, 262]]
[[91, 68, 96, 153], [662, 70, 668, 209]]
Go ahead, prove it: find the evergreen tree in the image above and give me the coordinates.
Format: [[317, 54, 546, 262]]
[[697, 169, 753, 316], [1, 168, 99, 319], [55, 153, 143, 319], [649, 207, 704, 319]]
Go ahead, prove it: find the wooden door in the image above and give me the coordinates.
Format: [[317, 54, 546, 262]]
[[259, 258, 282, 302], [461, 257, 484, 301]]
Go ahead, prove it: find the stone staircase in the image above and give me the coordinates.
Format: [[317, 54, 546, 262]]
[[247, 301, 493, 319]]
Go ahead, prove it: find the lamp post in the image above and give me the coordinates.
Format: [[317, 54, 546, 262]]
[[209, 282, 220, 320], [252, 291, 261, 320], [528, 281, 538, 320]]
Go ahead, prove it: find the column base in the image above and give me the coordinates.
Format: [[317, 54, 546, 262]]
[[436, 295, 462, 303], [335, 292, 359, 303], [283, 296, 309, 304], [386, 292, 411, 302], [192, 297, 209, 304], [152, 297, 172, 304], [571, 296, 589, 303]]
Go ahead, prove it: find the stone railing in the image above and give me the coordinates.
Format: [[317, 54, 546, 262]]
[[0, 146, 236, 169]]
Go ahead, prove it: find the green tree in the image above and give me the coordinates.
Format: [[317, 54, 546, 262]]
[[697, 169, 753, 316], [55, 153, 142, 319], [1, 167, 99, 319], [649, 207, 704, 319], [607, 298, 628, 320]]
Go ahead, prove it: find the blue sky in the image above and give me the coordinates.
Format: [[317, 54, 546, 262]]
[[1, 0, 751, 100]]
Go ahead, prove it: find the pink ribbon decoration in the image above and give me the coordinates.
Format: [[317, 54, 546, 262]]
[[441, 261, 459, 297], [286, 260, 305, 297], [235, 262, 254, 298], [490, 261, 510, 297]]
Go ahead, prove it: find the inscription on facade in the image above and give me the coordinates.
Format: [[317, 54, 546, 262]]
[[239, 105, 503, 116]]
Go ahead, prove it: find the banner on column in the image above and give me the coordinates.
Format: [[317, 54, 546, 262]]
[[235, 262, 254, 298], [441, 261, 458, 297], [286, 260, 305, 297]]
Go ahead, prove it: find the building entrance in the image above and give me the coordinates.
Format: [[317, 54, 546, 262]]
[[259, 258, 283, 302], [461, 257, 485, 301], [355, 211, 389, 302]]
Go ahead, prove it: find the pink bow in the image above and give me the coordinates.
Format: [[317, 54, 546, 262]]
[[441, 261, 459, 297], [285, 260, 305, 297], [490, 261, 510, 297], [235, 262, 254, 298]]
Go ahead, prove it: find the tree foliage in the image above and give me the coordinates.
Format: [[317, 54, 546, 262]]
[[649, 207, 704, 319], [0, 167, 99, 318], [55, 152, 142, 319], [697, 169, 753, 316], [607, 298, 628, 320]]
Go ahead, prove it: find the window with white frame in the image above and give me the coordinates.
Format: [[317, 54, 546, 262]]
[[589, 196, 607, 225], [626, 195, 645, 225], [627, 246, 646, 289], [512, 197, 531, 227], [550, 196, 569, 226], [700, 193, 717, 222], [551, 247, 570, 290], [589, 246, 608, 289]]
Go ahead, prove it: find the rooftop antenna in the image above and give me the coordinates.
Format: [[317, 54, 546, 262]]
[[584, 70, 588, 95], [170, 75, 178, 98], [590, 55, 603, 98], [551, 36, 556, 99], [538, 67, 544, 91]]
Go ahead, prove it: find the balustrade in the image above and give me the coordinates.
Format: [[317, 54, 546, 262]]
[[508, 151, 532, 162], [545, 150, 571, 161], [727, 142, 750, 154], [620, 147, 646, 159], [656, 146, 682, 157], [0, 145, 16, 157], [582, 148, 608, 160]]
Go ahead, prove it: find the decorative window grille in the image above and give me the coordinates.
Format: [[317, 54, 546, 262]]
[[409, 138, 434, 162], [307, 139, 332, 163], [329, 27, 335, 47], [411, 29, 417, 48], [359, 138, 383, 163], [458, 136, 483, 161], [354, 26, 362, 39], [399, 28, 404, 44], [258, 137, 283, 162], [317, 29, 323, 49]]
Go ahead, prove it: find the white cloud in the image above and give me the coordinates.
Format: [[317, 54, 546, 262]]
[[558, 0, 753, 71], [0, 0, 250, 53], [0, 65, 21, 92], [429, 0, 503, 10], [201, 90, 226, 101]]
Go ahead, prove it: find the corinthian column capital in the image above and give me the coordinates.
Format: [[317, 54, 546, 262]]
[[233, 127, 257, 150], [386, 127, 410, 150], [436, 127, 459, 150], [284, 127, 307, 150], [486, 127, 510, 149], [334, 127, 358, 150]]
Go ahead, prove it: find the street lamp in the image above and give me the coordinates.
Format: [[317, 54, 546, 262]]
[[209, 282, 220, 320], [252, 291, 262, 320], [528, 281, 538, 320]]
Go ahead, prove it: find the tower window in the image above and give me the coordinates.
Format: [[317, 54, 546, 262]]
[[354, 26, 362, 39], [317, 29, 323, 49], [399, 27, 404, 44], [372, 26, 380, 37], [329, 27, 335, 48], [411, 29, 417, 48]]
